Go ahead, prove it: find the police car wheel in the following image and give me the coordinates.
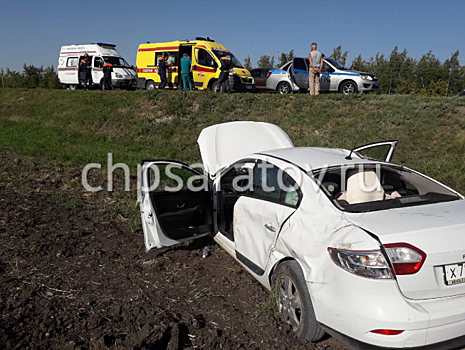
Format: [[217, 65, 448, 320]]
[[146, 81, 156, 91], [277, 82, 291, 95], [340, 81, 357, 95]]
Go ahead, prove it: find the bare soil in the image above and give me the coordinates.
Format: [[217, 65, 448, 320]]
[[0, 152, 348, 350]]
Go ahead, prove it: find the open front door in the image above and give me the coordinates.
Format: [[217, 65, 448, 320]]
[[351, 140, 398, 162], [139, 160, 213, 252]]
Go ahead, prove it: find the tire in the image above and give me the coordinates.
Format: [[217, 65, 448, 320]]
[[272, 260, 325, 343], [68, 84, 77, 91], [211, 81, 224, 93], [145, 81, 156, 91], [340, 81, 357, 95], [277, 82, 292, 95]]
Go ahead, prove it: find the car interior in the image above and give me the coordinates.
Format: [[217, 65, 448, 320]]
[[315, 165, 460, 212], [147, 165, 213, 240], [217, 162, 255, 241]]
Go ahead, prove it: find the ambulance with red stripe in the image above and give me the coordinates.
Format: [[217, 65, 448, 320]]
[[136, 37, 254, 92], [58, 43, 136, 90]]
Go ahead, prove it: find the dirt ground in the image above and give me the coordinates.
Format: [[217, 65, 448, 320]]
[[0, 152, 348, 350]]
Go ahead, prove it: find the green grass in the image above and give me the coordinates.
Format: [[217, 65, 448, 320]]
[[1, 88, 465, 229]]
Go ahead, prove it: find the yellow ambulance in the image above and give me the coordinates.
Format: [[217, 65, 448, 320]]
[[136, 37, 254, 92]]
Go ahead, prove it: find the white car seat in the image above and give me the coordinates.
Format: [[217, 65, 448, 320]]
[[346, 169, 385, 204]]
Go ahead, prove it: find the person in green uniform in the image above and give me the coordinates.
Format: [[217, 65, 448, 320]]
[[180, 53, 193, 91]]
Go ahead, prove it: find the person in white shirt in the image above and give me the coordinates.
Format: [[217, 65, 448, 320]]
[[308, 43, 324, 95]]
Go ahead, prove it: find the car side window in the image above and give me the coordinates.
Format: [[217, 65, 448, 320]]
[[155, 51, 178, 66], [293, 58, 307, 71], [67, 57, 78, 67], [249, 161, 301, 208], [322, 62, 335, 73], [94, 57, 103, 68], [197, 49, 216, 68]]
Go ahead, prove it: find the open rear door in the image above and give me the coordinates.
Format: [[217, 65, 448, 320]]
[[351, 140, 398, 162], [291, 57, 309, 90], [139, 160, 213, 252]]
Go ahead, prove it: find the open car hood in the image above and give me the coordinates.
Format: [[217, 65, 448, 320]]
[[197, 121, 294, 177]]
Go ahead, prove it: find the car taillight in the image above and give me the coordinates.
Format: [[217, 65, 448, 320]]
[[328, 248, 392, 279], [384, 243, 426, 275], [370, 329, 404, 336], [266, 71, 272, 78]]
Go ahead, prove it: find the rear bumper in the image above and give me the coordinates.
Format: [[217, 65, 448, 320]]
[[323, 324, 465, 350], [310, 266, 465, 348]]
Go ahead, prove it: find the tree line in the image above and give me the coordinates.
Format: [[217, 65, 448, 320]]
[[2, 47, 464, 95], [245, 46, 465, 95], [0, 65, 61, 89]]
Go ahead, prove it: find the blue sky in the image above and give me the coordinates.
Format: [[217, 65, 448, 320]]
[[1, 0, 464, 71]]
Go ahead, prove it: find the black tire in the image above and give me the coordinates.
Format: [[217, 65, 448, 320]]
[[272, 260, 325, 343], [277, 82, 292, 95], [68, 84, 77, 91], [145, 80, 156, 91], [340, 81, 357, 95], [211, 80, 224, 93]]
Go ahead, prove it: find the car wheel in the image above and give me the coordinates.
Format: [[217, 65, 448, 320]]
[[277, 82, 292, 95], [146, 81, 156, 91], [272, 260, 325, 343], [211, 81, 224, 93], [68, 84, 77, 91], [340, 81, 357, 95]]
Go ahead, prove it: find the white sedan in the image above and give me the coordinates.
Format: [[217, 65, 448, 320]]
[[139, 121, 465, 349]]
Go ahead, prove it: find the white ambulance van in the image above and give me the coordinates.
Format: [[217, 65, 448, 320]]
[[58, 43, 136, 90]]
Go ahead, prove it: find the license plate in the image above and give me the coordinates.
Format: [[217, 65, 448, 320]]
[[246, 85, 253, 89], [444, 263, 465, 286]]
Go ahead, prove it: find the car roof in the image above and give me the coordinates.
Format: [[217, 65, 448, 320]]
[[260, 147, 385, 171]]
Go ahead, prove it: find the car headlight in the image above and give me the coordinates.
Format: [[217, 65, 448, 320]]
[[360, 74, 373, 81], [115, 73, 123, 78]]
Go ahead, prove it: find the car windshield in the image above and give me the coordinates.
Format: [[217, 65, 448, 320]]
[[103, 56, 130, 68], [325, 58, 348, 71], [212, 50, 244, 68], [312, 164, 460, 213]]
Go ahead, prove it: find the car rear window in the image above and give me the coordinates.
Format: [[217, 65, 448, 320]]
[[312, 164, 461, 212]]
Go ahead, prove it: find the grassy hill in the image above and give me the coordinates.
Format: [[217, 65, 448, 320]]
[[1, 89, 465, 228]]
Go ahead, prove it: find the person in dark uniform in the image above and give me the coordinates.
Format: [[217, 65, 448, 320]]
[[79, 55, 92, 89], [102, 62, 114, 90], [158, 53, 168, 90], [216, 51, 233, 93]]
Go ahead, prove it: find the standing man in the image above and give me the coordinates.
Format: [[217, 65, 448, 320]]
[[102, 62, 114, 90], [80, 55, 92, 90], [308, 43, 323, 95], [180, 53, 193, 91], [216, 51, 233, 93], [157, 52, 168, 90]]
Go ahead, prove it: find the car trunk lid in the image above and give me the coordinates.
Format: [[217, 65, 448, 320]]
[[345, 200, 465, 300], [197, 121, 294, 177]]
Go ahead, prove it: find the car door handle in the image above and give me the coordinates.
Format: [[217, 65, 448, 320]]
[[264, 223, 276, 232]]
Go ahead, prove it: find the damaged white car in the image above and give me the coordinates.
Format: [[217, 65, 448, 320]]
[[139, 121, 465, 349]]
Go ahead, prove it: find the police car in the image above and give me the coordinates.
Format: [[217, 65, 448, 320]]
[[267, 57, 379, 95]]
